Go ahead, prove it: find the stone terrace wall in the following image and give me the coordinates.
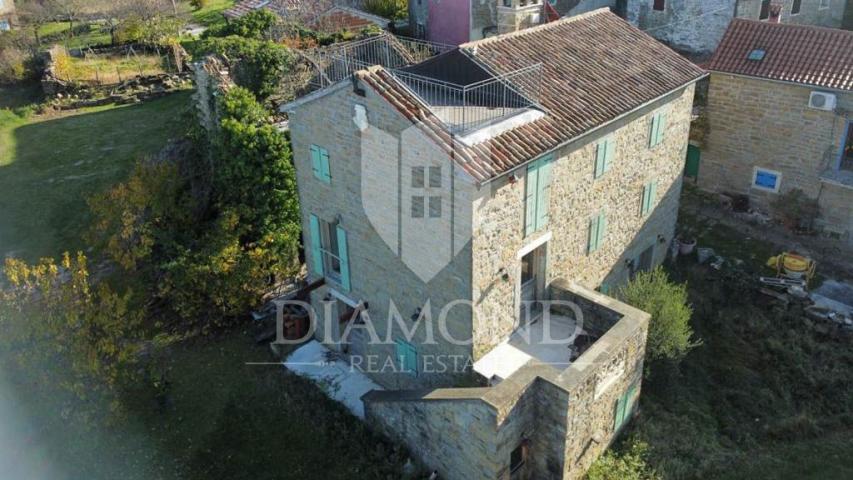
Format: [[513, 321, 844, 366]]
[[699, 73, 852, 237], [363, 282, 650, 480]]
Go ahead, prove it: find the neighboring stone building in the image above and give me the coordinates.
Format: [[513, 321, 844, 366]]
[[626, 0, 849, 55], [699, 19, 853, 242], [409, 0, 619, 45], [0, 0, 17, 31], [282, 9, 704, 478]]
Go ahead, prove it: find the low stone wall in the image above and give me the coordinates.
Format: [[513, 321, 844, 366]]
[[363, 281, 650, 480]]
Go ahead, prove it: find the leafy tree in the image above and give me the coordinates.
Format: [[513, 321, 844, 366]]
[[587, 439, 661, 480], [0, 252, 145, 411], [618, 267, 699, 362], [198, 36, 294, 100], [87, 160, 190, 271], [214, 86, 300, 245]]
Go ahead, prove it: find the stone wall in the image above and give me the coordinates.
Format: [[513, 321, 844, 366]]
[[471, 84, 695, 359], [625, 0, 736, 55], [698, 73, 852, 238], [0, 0, 17, 29], [364, 282, 650, 480], [737, 0, 846, 27], [471, 0, 499, 40]]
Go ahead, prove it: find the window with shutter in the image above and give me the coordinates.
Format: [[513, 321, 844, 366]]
[[310, 215, 351, 291], [310, 145, 331, 183], [649, 112, 667, 148], [524, 154, 554, 236]]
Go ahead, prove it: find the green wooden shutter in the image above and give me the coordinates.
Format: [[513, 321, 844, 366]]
[[395, 339, 417, 376], [648, 181, 657, 213], [656, 112, 667, 145], [650, 113, 663, 148], [604, 138, 616, 173], [309, 214, 323, 275], [320, 148, 331, 183], [310, 145, 322, 179], [311, 145, 331, 183], [596, 212, 607, 249], [535, 156, 553, 231], [614, 396, 626, 430], [588, 215, 599, 254], [336, 224, 350, 291], [594, 140, 606, 178], [625, 382, 639, 418], [525, 161, 540, 236]]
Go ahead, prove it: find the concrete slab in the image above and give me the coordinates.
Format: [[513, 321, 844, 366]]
[[283, 340, 383, 419]]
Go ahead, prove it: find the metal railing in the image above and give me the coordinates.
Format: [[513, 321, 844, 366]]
[[303, 34, 454, 89], [297, 33, 543, 135], [390, 64, 543, 134]]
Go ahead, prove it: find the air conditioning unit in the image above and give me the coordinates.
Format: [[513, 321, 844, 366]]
[[809, 91, 837, 111]]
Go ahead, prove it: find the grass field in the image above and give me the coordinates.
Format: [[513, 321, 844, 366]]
[[187, 0, 236, 28], [0, 89, 192, 261], [37, 21, 113, 49]]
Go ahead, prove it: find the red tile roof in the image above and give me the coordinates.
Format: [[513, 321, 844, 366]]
[[310, 6, 389, 33], [358, 9, 705, 183], [706, 19, 853, 91]]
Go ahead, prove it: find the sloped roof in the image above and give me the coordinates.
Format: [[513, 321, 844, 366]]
[[357, 9, 705, 183], [706, 19, 853, 91], [310, 6, 389, 32]]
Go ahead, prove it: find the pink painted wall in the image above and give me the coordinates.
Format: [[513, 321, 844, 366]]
[[428, 0, 471, 46]]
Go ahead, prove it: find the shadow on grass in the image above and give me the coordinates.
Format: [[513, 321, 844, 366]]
[[0, 91, 192, 261]]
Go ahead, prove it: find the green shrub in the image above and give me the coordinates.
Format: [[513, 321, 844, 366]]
[[587, 439, 661, 480], [363, 0, 408, 20], [619, 267, 699, 362], [771, 188, 819, 230], [197, 36, 293, 99], [190, 0, 210, 10], [202, 9, 278, 40]]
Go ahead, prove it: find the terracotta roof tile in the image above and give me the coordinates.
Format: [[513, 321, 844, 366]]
[[359, 9, 705, 183], [706, 19, 853, 91]]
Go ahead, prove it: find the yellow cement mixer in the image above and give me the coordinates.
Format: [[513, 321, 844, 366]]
[[766, 252, 816, 284]]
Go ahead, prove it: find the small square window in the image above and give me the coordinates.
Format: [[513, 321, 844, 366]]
[[429, 196, 442, 218], [412, 167, 425, 188], [428, 166, 442, 188], [653, 0, 665, 12], [412, 196, 425, 218]]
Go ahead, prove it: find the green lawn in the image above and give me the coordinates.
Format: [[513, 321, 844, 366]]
[[37, 21, 113, 49], [187, 0, 236, 28], [0, 91, 192, 261]]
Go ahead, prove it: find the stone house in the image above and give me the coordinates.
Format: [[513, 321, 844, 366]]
[[697, 19, 853, 242], [0, 0, 16, 31], [626, 0, 849, 55], [408, 0, 620, 45], [282, 9, 704, 479]]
